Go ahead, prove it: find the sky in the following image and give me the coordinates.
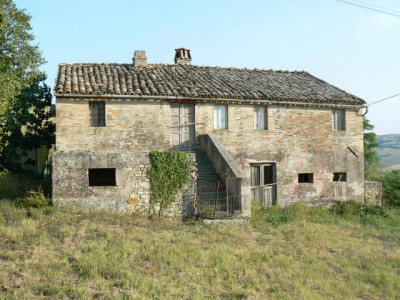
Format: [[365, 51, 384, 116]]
[[13, 0, 400, 135]]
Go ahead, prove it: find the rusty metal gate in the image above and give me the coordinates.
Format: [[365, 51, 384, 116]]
[[226, 177, 242, 214], [195, 179, 220, 219]]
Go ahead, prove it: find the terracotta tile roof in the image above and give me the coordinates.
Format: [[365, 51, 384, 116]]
[[55, 63, 365, 105]]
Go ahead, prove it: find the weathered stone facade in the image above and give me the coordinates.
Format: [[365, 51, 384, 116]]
[[364, 181, 382, 205], [53, 97, 365, 216]]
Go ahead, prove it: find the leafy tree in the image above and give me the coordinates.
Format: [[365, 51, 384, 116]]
[[363, 117, 380, 179], [380, 170, 400, 207], [0, 0, 44, 153], [0, 75, 54, 171]]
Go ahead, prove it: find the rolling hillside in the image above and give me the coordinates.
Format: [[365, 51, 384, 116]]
[[377, 134, 400, 169]]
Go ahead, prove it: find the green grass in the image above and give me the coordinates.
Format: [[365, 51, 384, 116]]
[[0, 200, 399, 299]]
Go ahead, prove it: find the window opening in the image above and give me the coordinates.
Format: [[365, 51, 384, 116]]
[[333, 172, 347, 182], [254, 106, 267, 130], [298, 173, 313, 183], [333, 109, 346, 131], [214, 105, 228, 129], [90, 101, 106, 127], [89, 168, 116, 186], [251, 163, 277, 206]]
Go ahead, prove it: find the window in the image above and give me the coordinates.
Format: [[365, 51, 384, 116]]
[[89, 168, 116, 186], [333, 109, 345, 131], [89, 101, 105, 127], [251, 164, 275, 186], [298, 173, 313, 183], [254, 106, 267, 130], [333, 172, 347, 182], [214, 105, 227, 129]]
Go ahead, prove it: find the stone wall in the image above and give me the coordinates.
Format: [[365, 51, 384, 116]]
[[55, 97, 365, 214], [195, 103, 365, 205], [364, 181, 382, 205]]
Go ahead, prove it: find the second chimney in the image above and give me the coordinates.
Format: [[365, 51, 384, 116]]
[[174, 48, 192, 65], [133, 50, 147, 67]]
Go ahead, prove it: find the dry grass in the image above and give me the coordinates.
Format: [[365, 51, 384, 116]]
[[0, 200, 399, 299]]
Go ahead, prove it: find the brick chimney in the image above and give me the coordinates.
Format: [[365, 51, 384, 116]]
[[174, 48, 192, 65], [133, 50, 147, 67]]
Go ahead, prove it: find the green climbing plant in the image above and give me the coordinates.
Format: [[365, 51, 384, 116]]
[[148, 150, 191, 217]]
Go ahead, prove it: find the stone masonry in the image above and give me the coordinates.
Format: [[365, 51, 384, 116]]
[[53, 97, 365, 216]]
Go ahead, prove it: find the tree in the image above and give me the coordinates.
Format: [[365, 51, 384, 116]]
[[363, 117, 380, 179], [0, 0, 45, 153], [0, 75, 54, 171]]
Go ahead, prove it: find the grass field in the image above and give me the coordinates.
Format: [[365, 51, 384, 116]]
[[0, 199, 399, 299]]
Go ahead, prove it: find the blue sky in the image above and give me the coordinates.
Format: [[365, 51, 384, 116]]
[[14, 0, 400, 135]]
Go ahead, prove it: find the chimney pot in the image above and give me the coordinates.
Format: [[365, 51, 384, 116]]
[[133, 50, 147, 67], [174, 48, 192, 65]]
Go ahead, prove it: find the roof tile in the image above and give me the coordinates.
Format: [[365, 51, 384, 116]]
[[55, 63, 365, 105]]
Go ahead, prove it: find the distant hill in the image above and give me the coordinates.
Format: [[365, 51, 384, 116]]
[[376, 134, 400, 169]]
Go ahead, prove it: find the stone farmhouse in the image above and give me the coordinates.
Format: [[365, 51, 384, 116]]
[[53, 48, 367, 218]]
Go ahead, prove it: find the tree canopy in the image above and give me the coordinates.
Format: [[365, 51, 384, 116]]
[[0, 75, 54, 171], [0, 0, 44, 122], [363, 117, 380, 179]]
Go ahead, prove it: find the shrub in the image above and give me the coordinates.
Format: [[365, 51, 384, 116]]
[[16, 188, 51, 209], [251, 201, 297, 227], [148, 151, 191, 217], [330, 200, 388, 218]]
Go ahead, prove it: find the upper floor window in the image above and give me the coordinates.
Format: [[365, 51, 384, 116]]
[[333, 109, 345, 131], [254, 106, 267, 130], [214, 105, 227, 129], [89, 101, 105, 127]]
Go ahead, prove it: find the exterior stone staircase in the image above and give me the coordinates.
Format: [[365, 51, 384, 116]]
[[195, 151, 228, 219]]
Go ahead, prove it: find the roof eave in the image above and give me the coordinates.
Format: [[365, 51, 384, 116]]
[[54, 93, 365, 108]]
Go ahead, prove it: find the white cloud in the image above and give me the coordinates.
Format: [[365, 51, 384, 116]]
[[368, 14, 399, 28]]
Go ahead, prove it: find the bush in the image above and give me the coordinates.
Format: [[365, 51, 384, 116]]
[[381, 170, 400, 207], [16, 188, 51, 208], [251, 201, 297, 227], [330, 200, 389, 218]]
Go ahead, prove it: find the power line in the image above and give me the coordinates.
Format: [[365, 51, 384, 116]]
[[349, 0, 400, 14], [336, 0, 400, 18], [367, 93, 400, 107]]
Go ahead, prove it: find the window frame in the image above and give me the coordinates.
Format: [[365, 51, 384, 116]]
[[332, 109, 346, 131], [298, 173, 314, 183], [254, 106, 268, 130], [89, 101, 106, 127], [88, 168, 116, 187], [214, 105, 228, 129]]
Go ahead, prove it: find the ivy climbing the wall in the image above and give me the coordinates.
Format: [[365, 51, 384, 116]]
[[148, 151, 191, 217]]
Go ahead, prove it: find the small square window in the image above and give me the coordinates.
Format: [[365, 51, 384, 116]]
[[89, 168, 116, 186], [333, 172, 347, 182], [298, 173, 313, 183], [214, 105, 228, 129], [254, 106, 267, 130], [89, 101, 106, 127], [333, 109, 345, 131]]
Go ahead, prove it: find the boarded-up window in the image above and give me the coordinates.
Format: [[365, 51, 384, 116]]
[[254, 106, 267, 130], [333, 172, 347, 182], [214, 105, 227, 129], [89, 101, 105, 127], [89, 168, 116, 186], [333, 109, 346, 131], [298, 173, 313, 183]]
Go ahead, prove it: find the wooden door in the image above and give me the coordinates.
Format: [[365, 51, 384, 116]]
[[170, 104, 195, 151]]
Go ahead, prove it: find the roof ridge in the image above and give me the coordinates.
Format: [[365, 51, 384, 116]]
[[57, 62, 309, 74]]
